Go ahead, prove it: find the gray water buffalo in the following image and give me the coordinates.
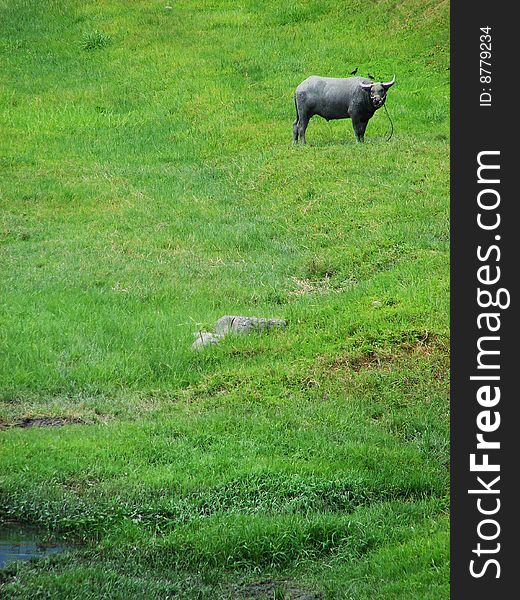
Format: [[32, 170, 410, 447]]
[[292, 75, 396, 144]]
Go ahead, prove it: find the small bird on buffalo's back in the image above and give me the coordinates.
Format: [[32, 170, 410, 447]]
[[292, 74, 396, 145]]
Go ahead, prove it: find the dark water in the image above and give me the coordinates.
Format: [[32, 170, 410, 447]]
[[0, 523, 67, 568]]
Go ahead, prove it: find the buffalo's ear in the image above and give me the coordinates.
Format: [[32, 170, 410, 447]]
[[360, 82, 372, 91], [381, 75, 396, 90]]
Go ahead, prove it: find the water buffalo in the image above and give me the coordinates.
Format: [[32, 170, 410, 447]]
[[292, 75, 396, 144]]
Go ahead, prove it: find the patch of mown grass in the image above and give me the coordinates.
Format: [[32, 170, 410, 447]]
[[1, 0, 448, 596]]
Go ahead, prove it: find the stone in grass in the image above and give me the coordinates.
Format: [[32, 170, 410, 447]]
[[215, 315, 287, 336], [191, 331, 223, 350]]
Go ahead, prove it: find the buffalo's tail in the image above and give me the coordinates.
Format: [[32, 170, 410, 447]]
[[294, 94, 299, 123]]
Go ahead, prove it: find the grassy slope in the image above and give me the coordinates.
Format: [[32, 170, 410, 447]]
[[0, 0, 449, 597]]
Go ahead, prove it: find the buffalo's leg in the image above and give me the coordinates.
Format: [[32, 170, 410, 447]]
[[352, 118, 368, 143], [298, 112, 311, 145], [292, 118, 299, 144]]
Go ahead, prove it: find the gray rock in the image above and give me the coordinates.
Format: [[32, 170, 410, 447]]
[[215, 315, 287, 336], [191, 331, 223, 350], [191, 316, 287, 350]]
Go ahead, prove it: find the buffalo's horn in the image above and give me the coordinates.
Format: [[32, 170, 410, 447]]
[[382, 75, 396, 89], [360, 81, 373, 90]]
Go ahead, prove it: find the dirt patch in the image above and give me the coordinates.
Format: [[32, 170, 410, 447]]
[[289, 276, 351, 297], [328, 331, 448, 374], [2, 416, 84, 429], [237, 580, 323, 599]]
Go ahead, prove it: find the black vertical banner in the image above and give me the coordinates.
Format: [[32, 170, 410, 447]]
[[451, 2, 518, 598]]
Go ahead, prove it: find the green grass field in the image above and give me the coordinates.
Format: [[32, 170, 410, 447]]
[[0, 0, 449, 597]]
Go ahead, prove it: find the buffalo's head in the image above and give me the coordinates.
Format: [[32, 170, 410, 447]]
[[360, 76, 396, 108]]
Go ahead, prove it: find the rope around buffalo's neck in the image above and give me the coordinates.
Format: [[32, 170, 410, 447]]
[[383, 102, 394, 142]]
